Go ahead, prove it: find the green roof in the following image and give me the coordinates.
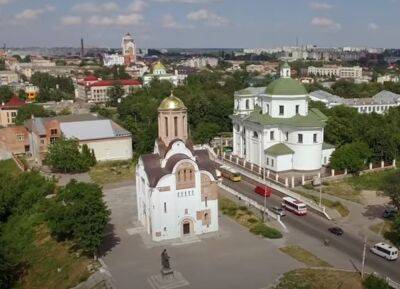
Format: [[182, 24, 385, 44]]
[[282, 62, 290, 69], [265, 143, 294, 156], [322, 142, 336, 150], [266, 78, 307, 96], [231, 108, 328, 128]]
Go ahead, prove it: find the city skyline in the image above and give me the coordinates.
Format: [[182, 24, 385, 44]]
[[1, 0, 400, 48]]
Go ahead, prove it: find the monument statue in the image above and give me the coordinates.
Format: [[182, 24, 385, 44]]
[[161, 249, 171, 270]]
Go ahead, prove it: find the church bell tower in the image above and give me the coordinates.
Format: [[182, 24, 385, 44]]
[[158, 93, 188, 147]]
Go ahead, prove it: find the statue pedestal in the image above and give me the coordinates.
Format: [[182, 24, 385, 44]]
[[161, 268, 174, 277], [148, 271, 189, 289]]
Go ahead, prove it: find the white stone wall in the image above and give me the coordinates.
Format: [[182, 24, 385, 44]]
[[81, 137, 132, 161]]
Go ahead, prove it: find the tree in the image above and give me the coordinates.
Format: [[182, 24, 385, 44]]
[[46, 180, 110, 256], [14, 104, 53, 125], [107, 82, 125, 107], [330, 142, 372, 174], [45, 138, 96, 173], [382, 172, 400, 211], [0, 58, 5, 71], [193, 122, 220, 144], [0, 86, 14, 104]]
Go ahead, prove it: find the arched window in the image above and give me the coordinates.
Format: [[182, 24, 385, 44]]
[[174, 116, 178, 137], [245, 99, 250, 109], [266, 104, 270, 114], [253, 131, 258, 139], [165, 117, 168, 137]]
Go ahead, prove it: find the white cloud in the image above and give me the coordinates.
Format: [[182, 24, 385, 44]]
[[187, 9, 228, 26], [15, 5, 55, 21], [311, 16, 341, 30], [88, 13, 143, 26], [129, 0, 147, 13], [61, 15, 82, 26], [162, 14, 182, 29], [310, 2, 332, 11], [368, 22, 379, 31], [72, 2, 119, 13]]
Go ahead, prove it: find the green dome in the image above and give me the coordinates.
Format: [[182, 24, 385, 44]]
[[266, 78, 307, 96]]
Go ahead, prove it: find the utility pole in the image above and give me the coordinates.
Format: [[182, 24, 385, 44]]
[[263, 168, 267, 222], [361, 236, 367, 279], [319, 168, 323, 207]]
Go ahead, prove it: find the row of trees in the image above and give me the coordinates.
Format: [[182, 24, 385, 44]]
[[307, 102, 400, 173], [0, 167, 109, 289], [31, 72, 75, 102]]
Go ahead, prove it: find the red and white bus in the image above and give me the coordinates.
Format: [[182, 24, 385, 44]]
[[281, 197, 307, 215]]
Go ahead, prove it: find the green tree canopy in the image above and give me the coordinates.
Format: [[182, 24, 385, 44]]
[[107, 82, 125, 107], [330, 141, 372, 174], [0, 86, 14, 104], [45, 138, 96, 173], [14, 103, 53, 125], [46, 180, 110, 255]]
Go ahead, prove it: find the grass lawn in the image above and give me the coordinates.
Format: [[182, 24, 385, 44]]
[[369, 221, 393, 237], [321, 169, 399, 204], [273, 268, 363, 289], [219, 197, 282, 239], [295, 190, 350, 217], [0, 159, 21, 176], [89, 160, 135, 185], [279, 245, 331, 267], [16, 225, 97, 289], [322, 181, 362, 203], [347, 169, 399, 191]]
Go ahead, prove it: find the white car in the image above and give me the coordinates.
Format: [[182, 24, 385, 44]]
[[370, 242, 398, 261]]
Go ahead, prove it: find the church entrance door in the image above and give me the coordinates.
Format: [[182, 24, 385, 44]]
[[183, 222, 190, 235]]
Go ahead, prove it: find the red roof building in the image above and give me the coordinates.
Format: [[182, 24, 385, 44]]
[[0, 97, 26, 127], [76, 78, 142, 104]]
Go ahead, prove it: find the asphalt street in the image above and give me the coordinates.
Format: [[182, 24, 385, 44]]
[[222, 176, 400, 282]]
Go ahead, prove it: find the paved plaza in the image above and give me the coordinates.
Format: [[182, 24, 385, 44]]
[[100, 184, 302, 289]]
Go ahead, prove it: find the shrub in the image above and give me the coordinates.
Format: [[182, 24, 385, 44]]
[[249, 223, 282, 239], [363, 274, 391, 289], [247, 217, 257, 224]]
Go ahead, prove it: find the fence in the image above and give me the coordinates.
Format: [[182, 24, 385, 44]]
[[221, 152, 396, 189]]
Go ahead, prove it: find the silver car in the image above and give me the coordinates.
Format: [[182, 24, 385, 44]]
[[271, 206, 286, 217]]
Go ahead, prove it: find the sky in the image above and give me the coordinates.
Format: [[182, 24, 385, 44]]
[[0, 0, 400, 49]]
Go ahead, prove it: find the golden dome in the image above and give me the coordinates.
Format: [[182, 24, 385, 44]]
[[158, 94, 186, 110]]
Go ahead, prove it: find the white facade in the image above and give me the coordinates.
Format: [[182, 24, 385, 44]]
[[136, 141, 219, 241], [309, 90, 400, 114], [179, 57, 219, 69], [232, 65, 334, 172], [143, 63, 187, 86], [81, 137, 132, 161], [103, 53, 125, 67], [308, 65, 362, 79], [122, 33, 136, 64], [136, 95, 219, 242]]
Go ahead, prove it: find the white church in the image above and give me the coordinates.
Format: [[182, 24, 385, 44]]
[[136, 94, 219, 242], [231, 63, 335, 172]]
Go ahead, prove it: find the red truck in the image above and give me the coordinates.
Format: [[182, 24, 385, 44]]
[[254, 185, 272, 197]]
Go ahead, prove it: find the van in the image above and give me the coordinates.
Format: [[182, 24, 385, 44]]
[[370, 242, 398, 260]]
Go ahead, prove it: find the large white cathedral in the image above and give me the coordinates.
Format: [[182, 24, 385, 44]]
[[136, 94, 219, 242], [231, 63, 335, 172]]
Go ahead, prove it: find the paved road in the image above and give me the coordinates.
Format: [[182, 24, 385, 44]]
[[222, 176, 400, 282]]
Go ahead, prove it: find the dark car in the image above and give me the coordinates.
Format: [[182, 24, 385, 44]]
[[328, 227, 343, 236], [383, 208, 397, 219]]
